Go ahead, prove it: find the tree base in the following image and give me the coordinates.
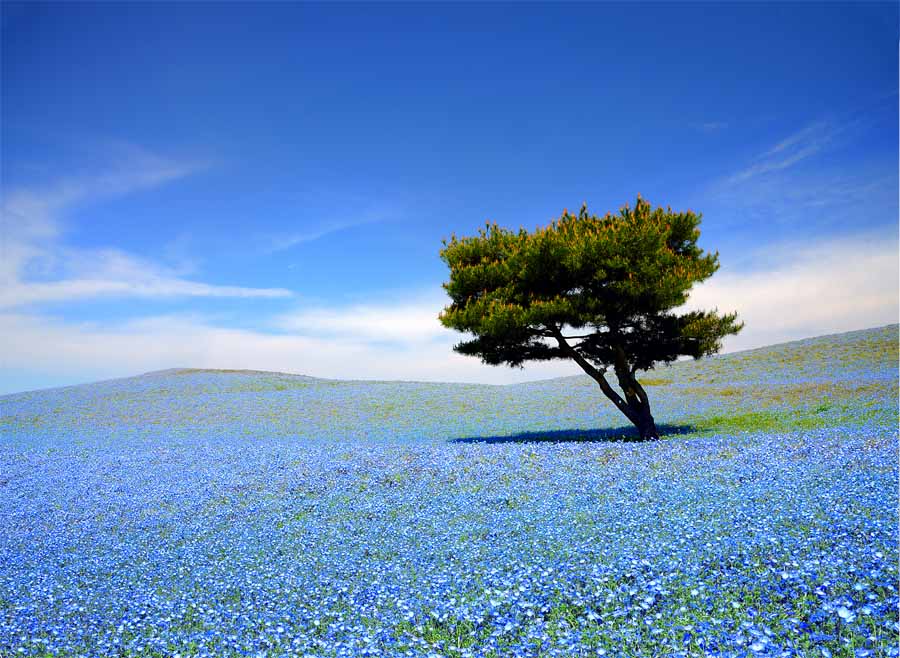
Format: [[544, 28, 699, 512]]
[[633, 409, 660, 441]]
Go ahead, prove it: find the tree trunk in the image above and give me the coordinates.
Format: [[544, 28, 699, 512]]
[[592, 386, 659, 440], [611, 346, 660, 440], [550, 328, 661, 440], [629, 400, 660, 440]]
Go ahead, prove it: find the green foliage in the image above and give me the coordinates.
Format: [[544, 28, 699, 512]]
[[439, 196, 742, 373]]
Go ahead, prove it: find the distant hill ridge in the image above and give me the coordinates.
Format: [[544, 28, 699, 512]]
[[141, 323, 898, 383], [2, 323, 896, 445], [3, 323, 898, 397], [139, 367, 319, 379]]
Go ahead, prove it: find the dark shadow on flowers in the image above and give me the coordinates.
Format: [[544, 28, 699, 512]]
[[449, 423, 697, 444]]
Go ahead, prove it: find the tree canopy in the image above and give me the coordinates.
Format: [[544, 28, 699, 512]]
[[439, 196, 743, 439]]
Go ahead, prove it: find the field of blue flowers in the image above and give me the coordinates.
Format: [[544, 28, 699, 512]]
[[1, 325, 897, 658]]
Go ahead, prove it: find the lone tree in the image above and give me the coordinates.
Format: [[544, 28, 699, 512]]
[[439, 196, 742, 440]]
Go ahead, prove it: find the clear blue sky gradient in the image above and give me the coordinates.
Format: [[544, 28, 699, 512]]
[[1, 2, 898, 391]]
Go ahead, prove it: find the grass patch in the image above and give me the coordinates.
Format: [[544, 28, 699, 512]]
[[638, 377, 672, 387], [393, 614, 488, 652], [690, 404, 891, 434]]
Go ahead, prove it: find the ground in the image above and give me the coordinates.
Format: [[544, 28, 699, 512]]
[[0, 325, 897, 657]]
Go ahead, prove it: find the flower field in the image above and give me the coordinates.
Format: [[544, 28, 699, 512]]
[[1, 325, 897, 657]]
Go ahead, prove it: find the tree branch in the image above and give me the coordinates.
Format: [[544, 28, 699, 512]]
[[612, 344, 644, 410], [549, 326, 637, 423]]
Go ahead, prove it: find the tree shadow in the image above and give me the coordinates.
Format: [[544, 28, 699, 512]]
[[449, 423, 697, 445]]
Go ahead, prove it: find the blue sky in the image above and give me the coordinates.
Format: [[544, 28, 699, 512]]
[[2, 1, 898, 393]]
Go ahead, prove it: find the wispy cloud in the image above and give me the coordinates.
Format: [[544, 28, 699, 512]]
[[0, 254, 291, 308], [722, 120, 845, 185], [0, 148, 292, 308], [699, 110, 895, 243], [2, 149, 206, 239], [264, 214, 387, 253], [266, 221, 365, 252]]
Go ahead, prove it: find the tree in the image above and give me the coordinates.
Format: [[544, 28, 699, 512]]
[[438, 196, 743, 440]]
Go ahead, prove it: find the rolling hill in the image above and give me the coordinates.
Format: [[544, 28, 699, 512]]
[[0, 325, 897, 657]]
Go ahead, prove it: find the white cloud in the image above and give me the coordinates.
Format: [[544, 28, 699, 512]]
[[685, 230, 898, 351], [2, 229, 895, 394], [0, 270, 291, 308], [275, 295, 451, 343], [0, 151, 292, 308], [0, 311, 579, 391]]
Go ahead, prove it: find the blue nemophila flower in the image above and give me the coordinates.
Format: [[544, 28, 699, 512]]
[[0, 326, 897, 657], [836, 606, 856, 622]]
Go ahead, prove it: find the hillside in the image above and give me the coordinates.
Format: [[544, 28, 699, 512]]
[[3, 324, 897, 446], [0, 325, 897, 657]]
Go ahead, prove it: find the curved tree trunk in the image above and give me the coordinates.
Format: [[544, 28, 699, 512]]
[[551, 328, 661, 440], [612, 346, 660, 440], [594, 376, 659, 440]]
